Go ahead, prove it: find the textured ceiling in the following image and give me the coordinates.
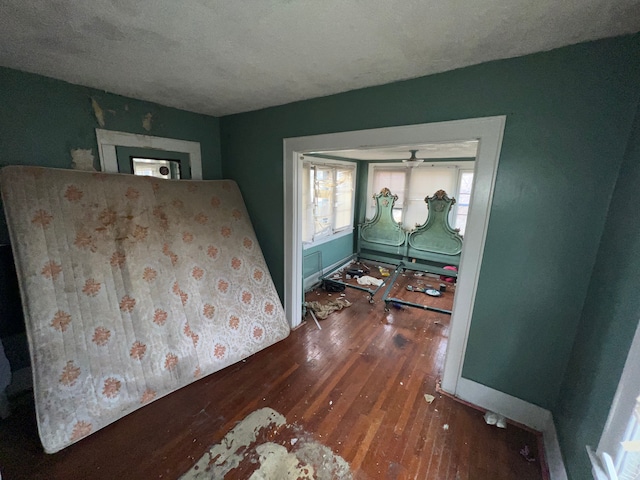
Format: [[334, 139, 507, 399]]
[[1, 0, 639, 117]]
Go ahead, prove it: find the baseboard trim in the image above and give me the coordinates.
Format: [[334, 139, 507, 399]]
[[456, 377, 567, 480]]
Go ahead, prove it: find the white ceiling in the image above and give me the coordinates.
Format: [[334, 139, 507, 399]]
[[1, 0, 638, 117]]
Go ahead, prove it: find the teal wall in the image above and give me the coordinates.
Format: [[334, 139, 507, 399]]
[[554, 99, 640, 478], [0, 66, 222, 244], [220, 34, 640, 412], [303, 234, 354, 279]]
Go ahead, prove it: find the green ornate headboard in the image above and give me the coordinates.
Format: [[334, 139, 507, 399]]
[[407, 190, 463, 264], [360, 188, 405, 246]]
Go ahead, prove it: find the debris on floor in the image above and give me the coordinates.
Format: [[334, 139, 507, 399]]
[[424, 394, 435, 404], [484, 411, 507, 429], [443, 424, 449, 430], [304, 299, 352, 320], [520, 445, 536, 462], [356, 275, 383, 286]]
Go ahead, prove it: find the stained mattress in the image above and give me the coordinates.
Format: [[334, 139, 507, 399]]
[[0, 166, 290, 453]]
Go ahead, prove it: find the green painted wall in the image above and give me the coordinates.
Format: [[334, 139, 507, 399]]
[[0, 66, 222, 244], [220, 34, 640, 411], [554, 99, 640, 479]]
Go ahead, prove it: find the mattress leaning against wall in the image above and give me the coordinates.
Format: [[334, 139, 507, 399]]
[[0, 166, 290, 453]]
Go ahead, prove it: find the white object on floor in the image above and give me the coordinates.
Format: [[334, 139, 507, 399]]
[[356, 275, 383, 286], [484, 411, 507, 428]]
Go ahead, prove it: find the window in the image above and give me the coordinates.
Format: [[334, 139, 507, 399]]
[[454, 170, 474, 235], [590, 321, 640, 480], [302, 159, 356, 246], [131, 157, 181, 179], [367, 163, 474, 233]]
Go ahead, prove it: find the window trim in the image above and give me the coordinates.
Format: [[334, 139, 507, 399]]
[[302, 157, 357, 249], [96, 129, 202, 179], [590, 318, 640, 479]]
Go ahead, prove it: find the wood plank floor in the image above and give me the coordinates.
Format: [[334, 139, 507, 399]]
[[0, 269, 544, 479]]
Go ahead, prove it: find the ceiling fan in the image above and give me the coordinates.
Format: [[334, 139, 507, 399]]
[[402, 149, 424, 167]]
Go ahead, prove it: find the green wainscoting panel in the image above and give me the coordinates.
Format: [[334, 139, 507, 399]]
[[220, 34, 640, 416], [0, 66, 221, 244], [303, 234, 355, 280]]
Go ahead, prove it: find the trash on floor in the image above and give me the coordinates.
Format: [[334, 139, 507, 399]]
[[520, 445, 536, 462], [443, 424, 449, 430], [484, 411, 507, 428], [357, 275, 383, 286], [424, 394, 435, 404], [378, 266, 390, 277], [304, 298, 352, 320]]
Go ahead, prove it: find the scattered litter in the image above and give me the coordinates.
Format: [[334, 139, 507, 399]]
[[520, 445, 536, 462], [308, 309, 321, 330], [340, 293, 346, 297], [304, 299, 352, 320], [329, 401, 333, 406], [378, 266, 390, 277], [424, 394, 435, 404], [443, 424, 449, 430], [400, 382, 404, 386], [484, 411, 507, 428], [291, 438, 298, 446], [357, 275, 383, 286]]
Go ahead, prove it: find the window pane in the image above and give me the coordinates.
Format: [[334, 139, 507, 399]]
[[132, 158, 181, 179], [334, 169, 353, 230], [405, 167, 456, 229], [455, 171, 474, 235], [373, 170, 405, 204]]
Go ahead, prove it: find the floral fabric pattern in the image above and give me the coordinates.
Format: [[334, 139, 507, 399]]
[[0, 166, 290, 453]]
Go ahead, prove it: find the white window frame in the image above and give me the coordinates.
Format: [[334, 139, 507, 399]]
[[590, 318, 640, 480], [453, 168, 475, 235], [302, 158, 357, 249], [366, 161, 473, 229], [95, 129, 202, 179]]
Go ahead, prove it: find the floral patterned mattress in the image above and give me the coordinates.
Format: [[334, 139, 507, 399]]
[[0, 166, 290, 453]]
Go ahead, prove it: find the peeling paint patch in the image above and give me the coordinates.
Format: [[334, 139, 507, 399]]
[[142, 112, 153, 131], [91, 98, 105, 127], [180, 407, 352, 479], [70, 148, 96, 171]]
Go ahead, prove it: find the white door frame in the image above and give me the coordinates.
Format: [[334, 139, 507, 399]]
[[283, 116, 505, 395], [95, 129, 203, 179]]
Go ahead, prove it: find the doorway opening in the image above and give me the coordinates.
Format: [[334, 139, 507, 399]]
[[283, 117, 505, 395]]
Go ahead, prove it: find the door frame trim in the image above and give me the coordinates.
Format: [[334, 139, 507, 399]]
[[283, 116, 505, 395]]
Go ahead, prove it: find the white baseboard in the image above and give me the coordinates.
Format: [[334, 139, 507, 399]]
[[456, 377, 568, 480], [303, 255, 354, 292]]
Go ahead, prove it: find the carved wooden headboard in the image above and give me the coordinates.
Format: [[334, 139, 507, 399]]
[[407, 190, 463, 267], [358, 188, 406, 261]]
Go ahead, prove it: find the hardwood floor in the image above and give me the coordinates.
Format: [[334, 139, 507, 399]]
[[0, 271, 544, 479]]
